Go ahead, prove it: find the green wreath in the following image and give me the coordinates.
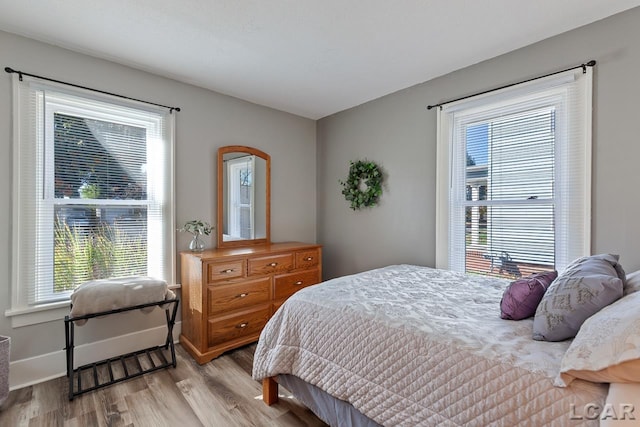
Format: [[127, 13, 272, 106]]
[[339, 160, 383, 210]]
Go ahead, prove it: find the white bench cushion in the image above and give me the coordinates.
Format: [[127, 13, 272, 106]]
[[70, 276, 175, 325]]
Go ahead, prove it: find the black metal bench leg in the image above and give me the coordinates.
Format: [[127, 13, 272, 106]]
[[65, 316, 75, 400], [164, 301, 179, 367]]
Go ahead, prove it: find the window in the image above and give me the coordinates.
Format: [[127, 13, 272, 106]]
[[436, 67, 592, 278], [8, 76, 175, 325]]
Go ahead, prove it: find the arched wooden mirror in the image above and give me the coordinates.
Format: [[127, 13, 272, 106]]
[[217, 145, 270, 248]]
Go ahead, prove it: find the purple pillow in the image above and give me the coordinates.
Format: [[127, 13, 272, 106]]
[[500, 271, 558, 320]]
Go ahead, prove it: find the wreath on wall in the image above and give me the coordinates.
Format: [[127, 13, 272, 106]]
[[339, 160, 384, 210]]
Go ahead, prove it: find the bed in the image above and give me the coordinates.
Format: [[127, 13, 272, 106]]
[[252, 264, 611, 426]]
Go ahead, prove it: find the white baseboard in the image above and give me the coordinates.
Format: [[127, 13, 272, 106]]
[[9, 321, 181, 391]]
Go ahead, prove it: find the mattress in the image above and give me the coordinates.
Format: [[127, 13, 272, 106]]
[[253, 264, 608, 426]]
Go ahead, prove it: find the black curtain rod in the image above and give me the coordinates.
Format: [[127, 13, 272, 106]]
[[427, 60, 596, 111], [4, 66, 181, 113]]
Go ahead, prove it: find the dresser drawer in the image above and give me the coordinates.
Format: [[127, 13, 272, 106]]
[[207, 306, 271, 348], [248, 253, 294, 276], [274, 269, 321, 300], [272, 300, 285, 314], [206, 260, 246, 283], [208, 277, 271, 316], [296, 249, 320, 269]]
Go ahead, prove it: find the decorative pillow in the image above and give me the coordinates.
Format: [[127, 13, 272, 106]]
[[500, 270, 557, 320], [532, 254, 625, 342], [624, 270, 640, 295], [556, 291, 640, 386]]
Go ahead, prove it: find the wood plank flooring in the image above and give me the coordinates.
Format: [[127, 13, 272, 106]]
[[0, 344, 328, 427]]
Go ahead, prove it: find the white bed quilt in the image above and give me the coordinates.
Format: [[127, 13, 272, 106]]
[[253, 265, 607, 426]]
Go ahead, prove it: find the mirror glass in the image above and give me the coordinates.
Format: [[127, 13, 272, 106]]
[[217, 146, 270, 247]]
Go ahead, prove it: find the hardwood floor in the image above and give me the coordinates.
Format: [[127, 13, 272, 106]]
[[0, 344, 328, 427]]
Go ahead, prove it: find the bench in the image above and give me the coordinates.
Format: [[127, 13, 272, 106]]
[[63, 278, 179, 400]]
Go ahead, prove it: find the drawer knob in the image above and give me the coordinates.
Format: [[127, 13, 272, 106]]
[[237, 293, 248, 298], [221, 269, 234, 273], [236, 322, 248, 329], [268, 262, 278, 267], [294, 281, 303, 286], [304, 256, 313, 261]]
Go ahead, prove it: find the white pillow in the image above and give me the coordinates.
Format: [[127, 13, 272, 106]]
[[602, 383, 640, 427], [624, 270, 640, 295], [556, 290, 640, 386]]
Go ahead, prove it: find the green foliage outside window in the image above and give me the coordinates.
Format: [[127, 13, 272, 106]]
[[54, 220, 147, 292]]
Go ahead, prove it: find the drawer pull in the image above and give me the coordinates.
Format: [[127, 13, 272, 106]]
[[268, 262, 278, 267], [236, 322, 248, 329], [221, 269, 235, 273], [237, 293, 249, 298], [294, 281, 303, 286], [304, 256, 313, 261]]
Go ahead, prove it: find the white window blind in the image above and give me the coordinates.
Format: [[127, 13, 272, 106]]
[[436, 67, 591, 277], [11, 76, 175, 313]]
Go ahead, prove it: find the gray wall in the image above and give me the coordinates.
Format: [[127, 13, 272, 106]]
[[0, 30, 316, 361], [317, 7, 640, 280]]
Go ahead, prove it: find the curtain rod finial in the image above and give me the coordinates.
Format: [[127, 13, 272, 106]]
[[4, 67, 15, 74], [586, 60, 596, 67]]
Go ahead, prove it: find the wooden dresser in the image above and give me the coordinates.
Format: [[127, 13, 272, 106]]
[[179, 242, 322, 364]]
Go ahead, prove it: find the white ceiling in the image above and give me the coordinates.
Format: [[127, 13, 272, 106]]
[[1, 1, 639, 119]]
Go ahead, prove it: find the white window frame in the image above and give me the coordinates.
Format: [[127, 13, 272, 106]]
[[6, 76, 176, 327], [435, 69, 592, 273]]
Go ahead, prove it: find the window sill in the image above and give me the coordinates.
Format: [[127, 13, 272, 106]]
[[5, 301, 71, 327], [6, 284, 181, 328]]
